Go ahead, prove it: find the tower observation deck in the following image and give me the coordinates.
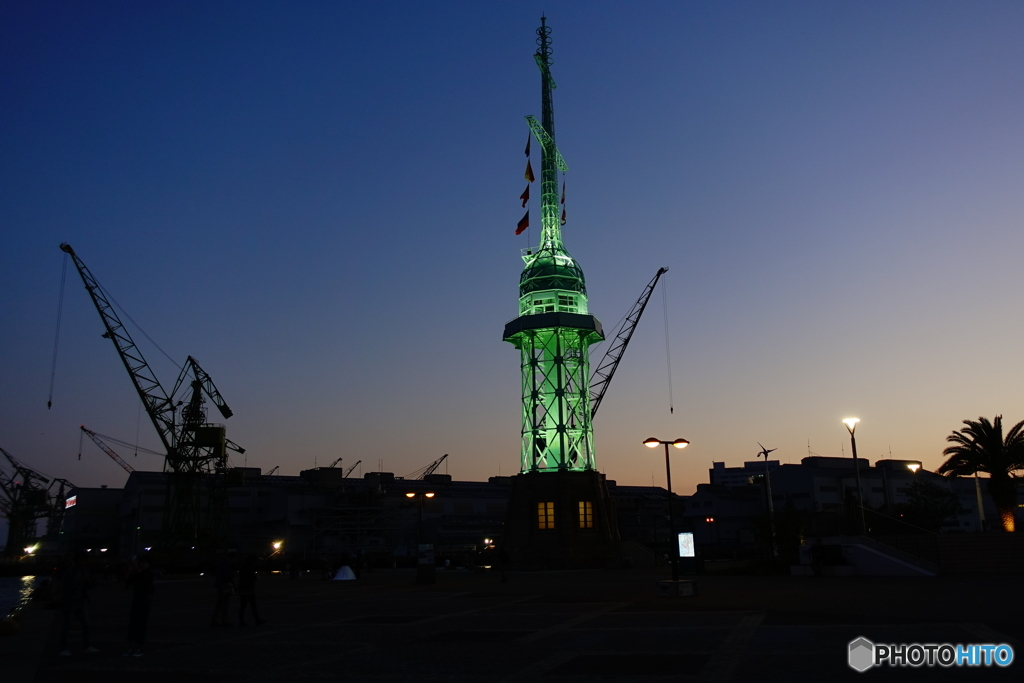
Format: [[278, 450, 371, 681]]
[[503, 18, 604, 474]]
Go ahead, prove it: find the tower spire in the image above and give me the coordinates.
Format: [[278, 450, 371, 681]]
[[532, 16, 564, 252]]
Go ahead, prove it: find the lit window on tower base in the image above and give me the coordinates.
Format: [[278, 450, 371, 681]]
[[578, 501, 593, 528], [537, 501, 555, 529]]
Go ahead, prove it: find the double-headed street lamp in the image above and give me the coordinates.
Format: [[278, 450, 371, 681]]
[[644, 437, 690, 582], [842, 418, 867, 535], [406, 491, 436, 584]]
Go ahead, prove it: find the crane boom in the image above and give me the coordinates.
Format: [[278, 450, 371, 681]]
[[421, 454, 448, 479], [80, 426, 135, 473], [59, 243, 176, 456], [589, 267, 669, 419], [343, 460, 361, 477], [399, 454, 449, 481]]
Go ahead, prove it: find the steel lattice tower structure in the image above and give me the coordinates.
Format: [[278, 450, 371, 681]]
[[503, 18, 604, 474]]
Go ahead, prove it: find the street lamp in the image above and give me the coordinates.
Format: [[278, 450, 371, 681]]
[[842, 418, 866, 535], [644, 437, 690, 582], [406, 491, 436, 584]]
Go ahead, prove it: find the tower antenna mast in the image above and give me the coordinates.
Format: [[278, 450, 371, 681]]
[[535, 16, 561, 251]]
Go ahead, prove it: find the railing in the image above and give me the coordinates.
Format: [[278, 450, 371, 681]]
[[870, 534, 940, 565]]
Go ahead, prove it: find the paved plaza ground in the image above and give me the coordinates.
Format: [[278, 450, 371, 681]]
[[3, 566, 1021, 682]]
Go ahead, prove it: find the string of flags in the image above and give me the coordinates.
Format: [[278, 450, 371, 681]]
[[516, 130, 565, 235], [517, 132, 532, 235]]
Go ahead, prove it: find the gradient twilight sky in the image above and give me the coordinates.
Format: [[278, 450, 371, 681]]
[[3, 1, 1024, 500]]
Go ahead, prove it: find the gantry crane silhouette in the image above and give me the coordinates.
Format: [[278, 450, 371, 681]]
[[60, 243, 244, 548]]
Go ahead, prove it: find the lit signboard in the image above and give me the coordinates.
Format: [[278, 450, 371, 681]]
[[678, 532, 695, 558], [65, 495, 77, 509]]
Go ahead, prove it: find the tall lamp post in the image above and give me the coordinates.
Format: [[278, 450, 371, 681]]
[[405, 491, 436, 584], [842, 418, 866, 535], [644, 437, 690, 582]]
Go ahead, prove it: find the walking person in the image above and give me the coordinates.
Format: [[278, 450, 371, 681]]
[[211, 550, 236, 627], [57, 552, 98, 656], [237, 554, 265, 626], [123, 554, 154, 656]]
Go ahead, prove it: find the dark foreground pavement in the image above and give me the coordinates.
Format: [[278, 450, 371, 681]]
[[4, 566, 1022, 682]]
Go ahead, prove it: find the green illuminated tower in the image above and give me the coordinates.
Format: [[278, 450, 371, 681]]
[[503, 17, 604, 474], [502, 18, 619, 569]]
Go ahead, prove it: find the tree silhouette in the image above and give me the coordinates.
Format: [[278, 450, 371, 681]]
[[938, 415, 1024, 532], [901, 480, 963, 533]]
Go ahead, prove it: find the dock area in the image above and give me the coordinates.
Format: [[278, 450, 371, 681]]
[[1, 566, 1020, 682]]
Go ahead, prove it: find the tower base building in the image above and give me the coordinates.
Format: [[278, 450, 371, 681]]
[[503, 470, 621, 569]]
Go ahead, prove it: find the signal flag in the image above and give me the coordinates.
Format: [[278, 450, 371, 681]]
[[524, 159, 535, 183], [525, 133, 531, 156], [520, 184, 530, 208], [516, 210, 529, 235]]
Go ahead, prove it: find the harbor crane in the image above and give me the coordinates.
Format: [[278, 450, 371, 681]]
[[59, 243, 243, 547], [0, 447, 75, 556], [401, 454, 448, 481], [589, 267, 668, 419], [343, 460, 361, 478]]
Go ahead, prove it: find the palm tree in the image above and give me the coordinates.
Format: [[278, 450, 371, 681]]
[[938, 415, 1024, 532]]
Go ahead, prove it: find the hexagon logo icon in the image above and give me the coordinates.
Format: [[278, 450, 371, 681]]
[[848, 637, 875, 672]]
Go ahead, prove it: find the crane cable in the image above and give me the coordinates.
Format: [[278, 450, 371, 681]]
[[662, 274, 675, 415], [48, 252, 69, 409]]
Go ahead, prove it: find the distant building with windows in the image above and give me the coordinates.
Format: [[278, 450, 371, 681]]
[[682, 455, 1020, 556], [49, 469, 681, 568]]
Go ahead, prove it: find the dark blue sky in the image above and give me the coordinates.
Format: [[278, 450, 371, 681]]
[[3, 1, 1024, 503]]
